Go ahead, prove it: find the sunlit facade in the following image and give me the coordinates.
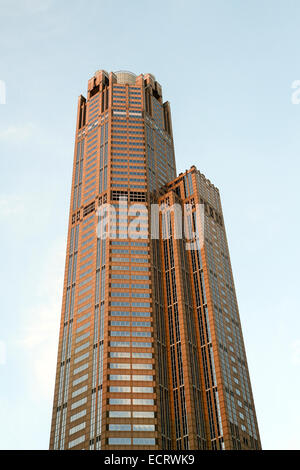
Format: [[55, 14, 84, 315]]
[[49, 70, 260, 450]]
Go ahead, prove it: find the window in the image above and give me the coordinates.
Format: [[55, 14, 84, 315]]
[[132, 364, 153, 369], [109, 424, 131, 431], [110, 331, 130, 337], [71, 397, 87, 410], [75, 332, 90, 343], [132, 387, 153, 393], [132, 399, 154, 405], [109, 363, 130, 369], [110, 341, 130, 348], [132, 331, 151, 337], [69, 422, 86, 435], [77, 293, 92, 305], [132, 352, 152, 358], [68, 435, 85, 448], [110, 311, 131, 317], [132, 375, 153, 381], [109, 375, 131, 381], [74, 345, 89, 357], [72, 385, 88, 398], [132, 342, 152, 348], [77, 303, 91, 314], [132, 411, 154, 418], [76, 322, 90, 333], [109, 386, 130, 393], [73, 363, 89, 375], [110, 351, 130, 358], [111, 320, 130, 326], [77, 312, 91, 324], [72, 374, 88, 387], [131, 312, 150, 318], [109, 398, 131, 405], [133, 424, 155, 431], [109, 411, 131, 418], [70, 409, 87, 422], [133, 438, 155, 445], [108, 438, 131, 445]]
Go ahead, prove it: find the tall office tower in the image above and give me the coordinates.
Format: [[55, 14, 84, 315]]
[[50, 71, 261, 451], [156, 168, 261, 450]]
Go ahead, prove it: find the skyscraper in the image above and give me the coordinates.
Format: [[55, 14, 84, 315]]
[[49, 70, 261, 450]]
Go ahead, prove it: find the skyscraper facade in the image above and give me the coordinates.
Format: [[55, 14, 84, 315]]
[[49, 70, 261, 450]]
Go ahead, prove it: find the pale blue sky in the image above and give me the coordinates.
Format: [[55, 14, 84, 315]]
[[0, 0, 300, 450]]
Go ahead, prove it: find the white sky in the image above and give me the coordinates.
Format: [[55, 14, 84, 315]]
[[0, 0, 299, 450]]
